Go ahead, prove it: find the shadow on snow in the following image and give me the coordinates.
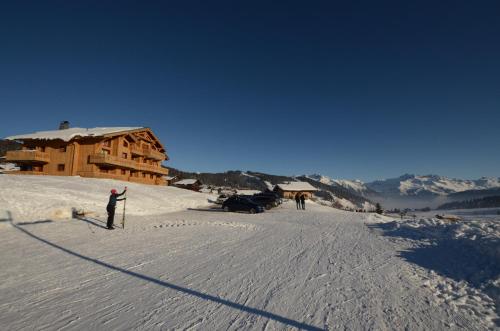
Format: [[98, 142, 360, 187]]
[[12, 221, 325, 331], [367, 221, 500, 324]]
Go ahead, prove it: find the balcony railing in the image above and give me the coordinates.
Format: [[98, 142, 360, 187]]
[[130, 144, 144, 156], [88, 154, 137, 169], [6, 150, 50, 163], [143, 149, 165, 160], [137, 163, 169, 175], [89, 153, 168, 175]]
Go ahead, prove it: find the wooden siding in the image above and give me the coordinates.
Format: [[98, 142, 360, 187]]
[[6, 128, 169, 185], [274, 187, 315, 199]]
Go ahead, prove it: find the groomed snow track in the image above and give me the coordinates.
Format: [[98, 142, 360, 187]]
[[0, 202, 494, 330]]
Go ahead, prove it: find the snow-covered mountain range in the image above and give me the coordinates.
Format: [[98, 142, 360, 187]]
[[306, 174, 500, 208], [308, 174, 500, 197]]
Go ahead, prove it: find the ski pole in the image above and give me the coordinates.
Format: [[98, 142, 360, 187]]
[[122, 187, 127, 229]]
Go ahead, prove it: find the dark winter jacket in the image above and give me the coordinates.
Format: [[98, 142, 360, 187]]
[[295, 195, 300, 202], [300, 195, 306, 202], [107, 190, 126, 208]]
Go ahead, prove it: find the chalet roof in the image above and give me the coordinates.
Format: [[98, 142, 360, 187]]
[[5, 127, 144, 142], [275, 182, 318, 192], [174, 179, 200, 186]]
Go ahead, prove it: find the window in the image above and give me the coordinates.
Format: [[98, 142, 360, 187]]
[[142, 173, 146, 178], [150, 174, 154, 179], [59, 146, 66, 153], [121, 169, 126, 175], [123, 141, 128, 147], [57, 164, 65, 171], [122, 153, 128, 159], [103, 140, 111, 147]]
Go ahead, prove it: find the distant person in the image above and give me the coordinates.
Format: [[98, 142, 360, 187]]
[[295, 194, 301, 210], [107, 187, 127, 230], [300, 195, 306, 210]]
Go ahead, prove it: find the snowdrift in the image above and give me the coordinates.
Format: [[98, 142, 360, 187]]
[[0, 175, 212, 222], [370, 216, 500, 326]]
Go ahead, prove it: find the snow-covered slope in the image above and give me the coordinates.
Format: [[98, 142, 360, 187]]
[[0, 175, 212, 222], [306, 174, 372, 195]]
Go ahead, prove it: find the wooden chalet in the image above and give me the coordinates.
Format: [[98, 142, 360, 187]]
[[173, 179, 202, 191], [5, 125, 169, 185], [273, 182, 318, 199]]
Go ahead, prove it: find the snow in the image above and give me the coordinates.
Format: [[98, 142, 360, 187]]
[[0, 175, 498, 330], [0, 163, 20, 172], [307, 175, 369, 194], [308, 174, 500, 199], [370, 174, 500, 196], [236, 189, 261, 195], [264, 181, 274, 190], [0, 175, 211, 221], [369, 215, 500, 328], [174, 179, 199, 186], [5, 127, 143, 142], [275, 181, 317, 192], [241, 172, 259, 179]]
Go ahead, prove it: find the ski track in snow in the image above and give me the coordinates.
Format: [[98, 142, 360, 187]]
[[0, 202, 496, 330]]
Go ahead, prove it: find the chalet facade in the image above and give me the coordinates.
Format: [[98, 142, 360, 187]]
[[5, 126, 169, 185], [273, 182, 318, 199]]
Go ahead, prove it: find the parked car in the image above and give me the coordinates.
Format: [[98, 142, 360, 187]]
[[215, 194, 230, 204], [222, 196, 264, 214], [257, 191, 282, 202], [250, 194, 281, 210]]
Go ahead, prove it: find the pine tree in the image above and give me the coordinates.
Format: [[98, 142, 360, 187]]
[[375, 203, 383, 214]]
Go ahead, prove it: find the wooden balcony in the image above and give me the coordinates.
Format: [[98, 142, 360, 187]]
[[6, 150, 50, 163], [130, 144, 144, 156], [143, 149, 165, 161], [88, 154, 137, 170], [89, 154, 167, 175], [137, 163, 169, 175]]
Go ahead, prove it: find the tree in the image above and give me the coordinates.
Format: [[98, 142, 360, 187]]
[[375, 203, 383, 214]]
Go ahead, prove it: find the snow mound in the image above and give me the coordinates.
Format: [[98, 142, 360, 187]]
[[0, 175, 212, 222], [370, 216, 500, 327]]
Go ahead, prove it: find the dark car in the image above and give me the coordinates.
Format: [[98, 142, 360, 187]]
[[250, 194, 281, 210], [215, 194, 230, 204], [222, 196, 265, 214]]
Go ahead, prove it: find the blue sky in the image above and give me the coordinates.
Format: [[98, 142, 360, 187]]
[[1, 1, 499, 181]]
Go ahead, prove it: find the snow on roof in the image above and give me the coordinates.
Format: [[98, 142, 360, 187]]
[[163, 176, 176, 180], [174, 179, 200, 186], [275, 181, 318, 191], [5, 127, 143, 142]]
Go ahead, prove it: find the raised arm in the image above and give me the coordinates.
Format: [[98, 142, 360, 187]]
[[116, 187, 128, 197]]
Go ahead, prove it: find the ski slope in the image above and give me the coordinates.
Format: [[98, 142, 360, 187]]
[[1, 191, 497, 330]]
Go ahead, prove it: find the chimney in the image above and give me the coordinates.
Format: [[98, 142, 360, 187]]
[[59, 121, 70, 130]]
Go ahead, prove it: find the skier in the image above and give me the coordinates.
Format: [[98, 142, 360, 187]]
[[300, 194, 306, 210], [295, 194, 301, 210], [106, 187, 127, 229]]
